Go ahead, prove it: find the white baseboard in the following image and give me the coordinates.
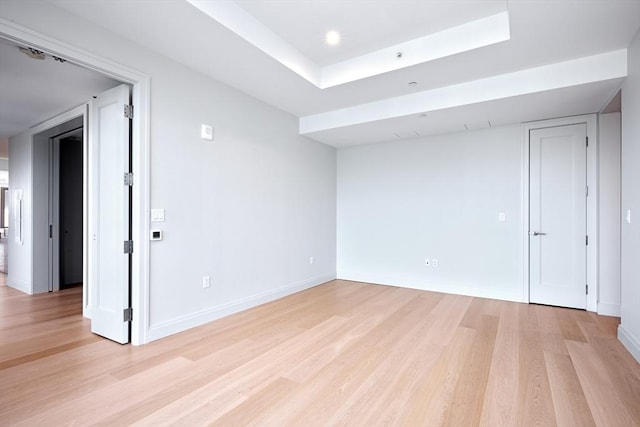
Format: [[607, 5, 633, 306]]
[[618, 325, 640, 363], [7, 278, 30, 294], [147, 273, 336, 342], [597, 302, 621, 317], [336, 270, 526, 303]]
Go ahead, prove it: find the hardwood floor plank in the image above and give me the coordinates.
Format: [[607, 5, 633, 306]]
[[135, 315, 356, 425], [13, 357, 195, 426], [535, 303, 570, 355], [0, 335, 100, 370], [555, 307, 589, 343], [478, 302, 520, 427], [544, 352, 596, 427], [209, 377, 300, 427], [444, 314, 499, 426], [459, 297, 501, 329], [97, 338, 286, 425], [517, 325, 557, 425], [246, 292, 431, 426], [2, 371, 119, 422], [319, 292, 447, 426], [355, 341, 445, 427], [567, 340, 636, 426], [589, 337, 640, 424], [1, 277, 638, 426], [403, 326, 478, 425]]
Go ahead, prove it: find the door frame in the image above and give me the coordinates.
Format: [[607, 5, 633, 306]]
[[521, 114, 598, 311], [0, 19, 151, 345]]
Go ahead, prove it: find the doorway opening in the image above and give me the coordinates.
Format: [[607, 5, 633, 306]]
[[33, 114, 85, 297], [29, 82, 134, 345], [50, 127, 84, 292], [1, 20, 150, 345]]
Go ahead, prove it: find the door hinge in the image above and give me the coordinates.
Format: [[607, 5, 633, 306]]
[[586, 136, 589, 147], [124, 104, 134, 119], [49, 224, 53, 238], [586, 235, 589, 245], [586, 185, 589, 197], [124, 240, 134, 254], [124, 172, 133, 186], [123, 307, 133, 322], [586, 284, 589, 295]]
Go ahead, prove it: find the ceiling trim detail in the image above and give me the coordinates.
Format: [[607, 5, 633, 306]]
[[185, 0, 510, 88], [299, 49, 628, 135], [321, 12, 510, 88]]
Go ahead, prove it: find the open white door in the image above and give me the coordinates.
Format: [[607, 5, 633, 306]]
[[529, 124, 587, 309], [48, 134, 60, 292], [89, 84, 132, 344]]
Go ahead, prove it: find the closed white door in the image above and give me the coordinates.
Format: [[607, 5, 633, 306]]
[[529, 124, 587, 309], [89, 84, 131, 344]]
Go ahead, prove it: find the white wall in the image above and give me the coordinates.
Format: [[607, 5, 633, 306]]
[[337, 125, 524, 301], [7, 131, 31, 294], [1, 0, 336, 341], [619, 29, 640, 362], [598, 112, 621, 316]]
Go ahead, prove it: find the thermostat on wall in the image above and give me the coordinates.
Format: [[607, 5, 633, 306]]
[[150, 230, 163, 241]]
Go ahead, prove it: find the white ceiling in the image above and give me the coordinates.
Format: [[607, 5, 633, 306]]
[[0, 37, 120, 139], [6, 0, 640, 146], [235, 0, 507, 66]]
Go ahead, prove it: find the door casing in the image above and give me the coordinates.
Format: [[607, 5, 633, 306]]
[[522, 115, 598, 312], [0, 18, 151, 345]]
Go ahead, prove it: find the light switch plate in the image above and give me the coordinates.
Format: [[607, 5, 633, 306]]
[[201, 124, 213, 140], [151, 208, 165, 222]]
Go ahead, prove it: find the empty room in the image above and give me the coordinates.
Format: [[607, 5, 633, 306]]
[[0, 0, 639, 425]]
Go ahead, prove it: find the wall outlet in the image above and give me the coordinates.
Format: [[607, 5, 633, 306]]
[[498, 212, 506, 222], [309, 256, 314, 265], [432, 259, 438, 267], [202, 275, 210, 289], [425, 258, 430, 266]]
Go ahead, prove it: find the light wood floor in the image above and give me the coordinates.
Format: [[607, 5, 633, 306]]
[[1, 277, 639, 426]]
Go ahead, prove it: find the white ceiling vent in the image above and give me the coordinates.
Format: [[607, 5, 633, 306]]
[[393, 130, 421, 139]]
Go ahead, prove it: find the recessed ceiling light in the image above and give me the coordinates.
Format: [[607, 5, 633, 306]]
[[326, 31, 340, 46]]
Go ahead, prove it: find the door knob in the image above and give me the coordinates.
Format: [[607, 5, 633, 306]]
[[530, 231, 547, 236]]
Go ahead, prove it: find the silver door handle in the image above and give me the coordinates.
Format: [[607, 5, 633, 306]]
[[530, 231, 547, 236]]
